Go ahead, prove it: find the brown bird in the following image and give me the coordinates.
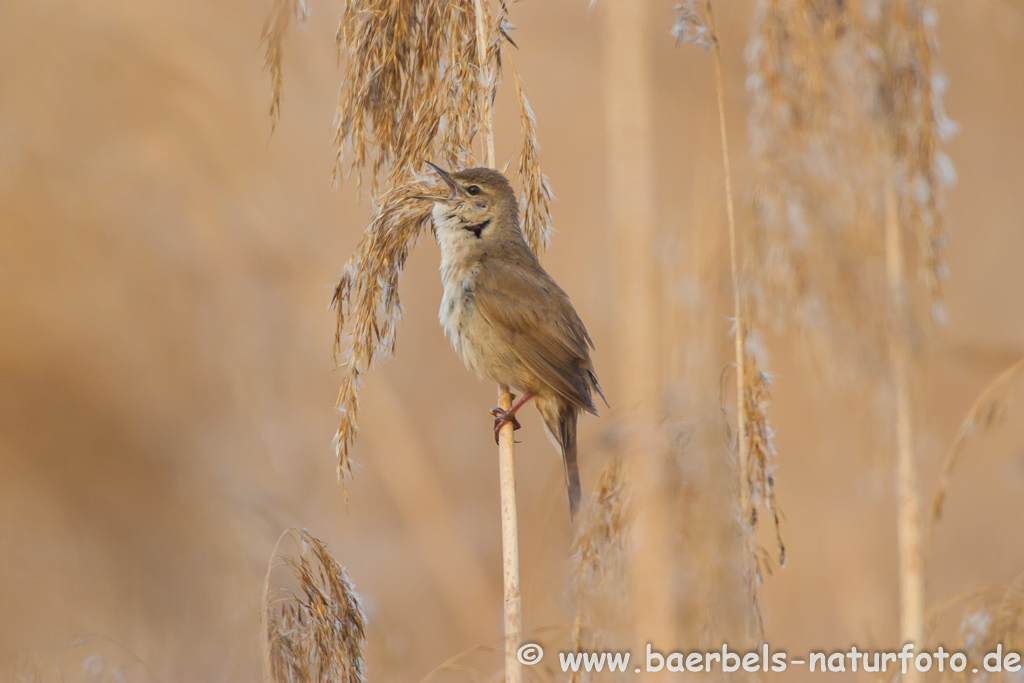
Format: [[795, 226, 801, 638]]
[[417, 162, 605, 517]]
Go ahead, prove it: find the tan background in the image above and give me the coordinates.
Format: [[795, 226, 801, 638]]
[[1, 1, 1023, 681]]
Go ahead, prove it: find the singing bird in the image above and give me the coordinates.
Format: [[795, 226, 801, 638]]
[[417, 162, 605, 517]]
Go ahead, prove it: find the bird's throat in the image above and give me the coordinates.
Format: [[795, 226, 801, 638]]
[[463, 219, 490, 238]]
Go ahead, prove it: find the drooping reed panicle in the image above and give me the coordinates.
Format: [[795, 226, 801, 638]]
[[881, 0, 958, 317], [278, 0, 555, 479], [261, 0, 309, 130], [925, 357, 1024, 565], [746, 0, 892, 378]]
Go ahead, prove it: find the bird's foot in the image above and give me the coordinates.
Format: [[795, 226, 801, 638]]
[[491, 406, 522, 444]]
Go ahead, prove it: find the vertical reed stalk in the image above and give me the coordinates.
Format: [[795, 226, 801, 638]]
[[474, 1, 521, 681], [603, 0, 672, 657], [496, 385, 521, 683], [474, 0, 497, 169], [704, 3, 762, 632], [704, 0, 750, 529], [885, 164, 924, 670]]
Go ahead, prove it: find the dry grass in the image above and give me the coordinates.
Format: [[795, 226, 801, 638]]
[[261, 1, 1005, 680], [569, 457, 632, 676], [332, 0, 477, 194], [511, 64, 554, 256], [281, 0, 555, 478], [925, 357, 1024, 560], [262, 529, 367, 683], [931, 573, 1024, 682], [746, 0, 889, 375], [329, 179, 435, 479], [743, 0, 957, 660], [261, 0, 309, 129], [675, 0, 785, 639], [881, 0, 957, 314]]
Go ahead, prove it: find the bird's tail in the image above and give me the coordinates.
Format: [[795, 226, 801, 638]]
[[540, 403, 581, 518]]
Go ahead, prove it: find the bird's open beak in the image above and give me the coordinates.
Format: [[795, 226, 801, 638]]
[[424, 161, 464, 199]]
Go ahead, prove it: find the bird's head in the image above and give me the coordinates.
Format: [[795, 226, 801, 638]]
[[416, 163, 519, 244]]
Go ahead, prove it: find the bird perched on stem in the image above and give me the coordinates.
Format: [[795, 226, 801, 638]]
[[415, 163, 605, 517]]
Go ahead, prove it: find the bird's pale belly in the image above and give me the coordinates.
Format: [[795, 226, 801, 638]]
[[440, 278, 534, 391]]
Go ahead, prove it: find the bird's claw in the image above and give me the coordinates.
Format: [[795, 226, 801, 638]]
[[491, 407, 522, 444]]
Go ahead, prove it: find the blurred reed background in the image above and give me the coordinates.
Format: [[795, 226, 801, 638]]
[[1, 0, 1024, 681]]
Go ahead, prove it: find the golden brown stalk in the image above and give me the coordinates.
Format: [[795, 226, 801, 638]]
[[262, 529, 367, 683], [675, 0, 785, 639], [885, 164, 924, 668], [472, 3, 522, 682], [879, 0, 955, 665], [603, 0, 672, 658], [705, 0, 761, 638], [474, 0, 497, 169]]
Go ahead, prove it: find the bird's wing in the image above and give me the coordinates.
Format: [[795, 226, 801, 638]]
[[472, 256, 597, 412]]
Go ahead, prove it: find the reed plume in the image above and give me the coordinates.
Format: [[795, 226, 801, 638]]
[[262, 529, 367, 683], [569, 457, 632, 682], [285, 0, 554, 480], [879, 0, 955, 662], [261, 0, 309, 129], [743, 0, 957, 669], [881, 0, 958, 315]]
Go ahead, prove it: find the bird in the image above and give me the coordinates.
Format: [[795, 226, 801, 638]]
[[415, 162, 605, 517]]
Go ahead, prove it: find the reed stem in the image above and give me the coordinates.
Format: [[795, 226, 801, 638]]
[[885, 163, 923, 675], [706, 0, 752, 582], [474, 1, 521, 681], [603, 0, 672, 657]]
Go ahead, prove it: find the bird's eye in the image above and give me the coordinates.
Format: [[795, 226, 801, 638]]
[[466, 185, 481, 196]]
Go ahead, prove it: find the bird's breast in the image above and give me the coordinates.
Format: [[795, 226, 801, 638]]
[[438, 258, 476, 358]]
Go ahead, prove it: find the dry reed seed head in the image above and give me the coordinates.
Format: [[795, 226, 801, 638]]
[[571, 458, 631, 600], [570, 457, 632, 660], [262, 0, 310, 130], [512, 67, 553, 255], [745, 0, 877, 326], [881, 0, 957, 316], [331, 0, 529, 194], [329, 0, 554, 477], [264, 529, 367, 683], [743, 0, 942, 382], [331, 179, 435, 479], [672, 1, 717, 51], [740, 329, 785, 570]]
